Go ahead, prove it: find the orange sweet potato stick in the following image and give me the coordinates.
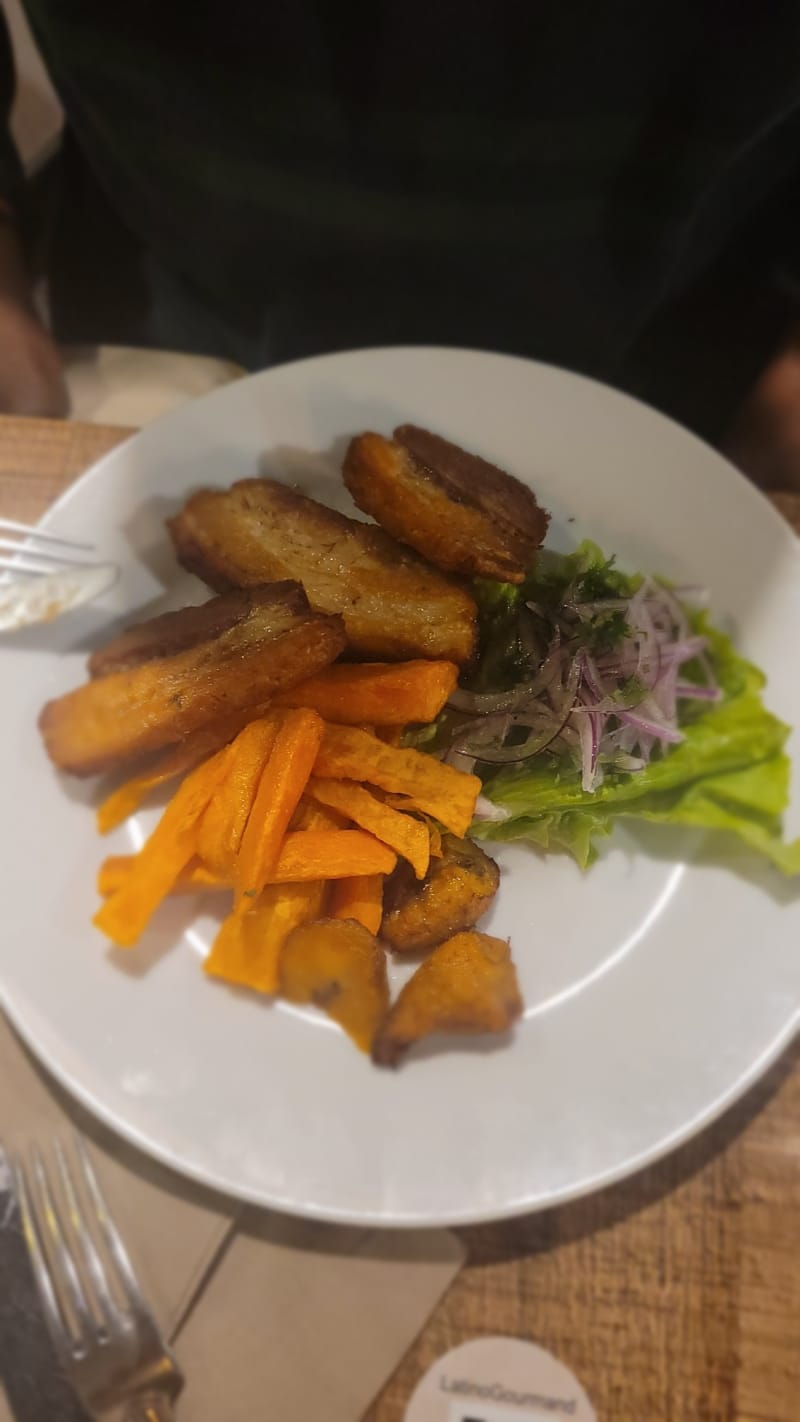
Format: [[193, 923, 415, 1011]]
[[275, 660, 457, 725], [96, 743, 211, 834], [270, 831, 396, 882], [100, 829, 396, 899], [197, 716, 279, 875], [329, 875, 384, 934], [93, 747, 230, 947], [95, 706, 278, 833], [204, 881, 328, 995], [308, 776, 430, 878], [98, 855, 225, 898], [313, 724, 480, 837], [290, 797, 348, 831], [234, 708, 324, 909]]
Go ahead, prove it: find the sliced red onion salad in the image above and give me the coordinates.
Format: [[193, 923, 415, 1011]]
[[447, 576, 718, 792]]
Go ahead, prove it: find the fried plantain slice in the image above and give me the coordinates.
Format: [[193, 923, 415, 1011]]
[[342, 425, 549, 583], [373, 931, 523, 1065], [39, 584, 345, 776], [168, 478, 476, 663], [381, 833, 500, 952], [86, 587, 301, 677], [279, 917, 389, 1052]]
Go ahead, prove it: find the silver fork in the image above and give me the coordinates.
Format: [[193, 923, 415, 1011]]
[[0, 516, 118, 631], [13, 1137, 184, 1421]]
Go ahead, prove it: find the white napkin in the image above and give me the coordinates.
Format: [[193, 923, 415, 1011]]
[[1, 1014, 464, 1421]]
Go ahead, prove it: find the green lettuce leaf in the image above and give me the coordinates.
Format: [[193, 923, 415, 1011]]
[[474, 616, 800, 875]]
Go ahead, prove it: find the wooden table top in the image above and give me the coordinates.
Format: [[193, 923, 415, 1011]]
[[2, 415, 799, 1422]]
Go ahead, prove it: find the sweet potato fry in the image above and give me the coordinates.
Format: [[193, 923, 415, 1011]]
[[204, 881, 327, 995], [313, 725, 480, 837], [308, 777, 429, 879], [275, 661, 457, 726], [280, 918, 389, 1052], [270, 831, 396, 882], [98, 855, 227, 898], [96, 743, 208, 835], [97, 856, 131, 898], [99, 829, 395, 896], [235, 708, 323, 908], [329, 875, 384, 934], [379, 794, 444, 854], [96, 707, 281, 832], [93, 748, 230, 947], [372, 931, 523, 1066], [198, 716, 279, 875], [291, 798, 348, 831]]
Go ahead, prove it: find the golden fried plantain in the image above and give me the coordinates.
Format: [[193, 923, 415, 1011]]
[[87, 587, 302, 678], [342, 425, 549, 583], [168, 478, 476, 663], [39, 584, 346, 776], [279, 917, 389, 1052], [372, 931, 523, 1065], [381, 833, 500, 952]]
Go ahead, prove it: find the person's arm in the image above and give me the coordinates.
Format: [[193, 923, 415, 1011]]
[[724, 319, 800, 492], [0, 212, 69, 417], [0, 12, 67, 417], [723, 168, 800, 492]]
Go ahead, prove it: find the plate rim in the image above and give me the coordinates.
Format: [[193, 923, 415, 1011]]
[[32, 344, 800, 558], [3, 344, 799, 1226], [3, 986, 796, 1227]]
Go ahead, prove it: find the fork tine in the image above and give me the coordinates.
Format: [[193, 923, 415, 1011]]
[[75, 1137, 154, 1329], [0, 536, 88, 561], [0, 560, 40, 575], [16, 1141, 183, 1418], [0, 516, 93, 551], [54, 1140, 119, 1336], [14, 1154, 75, 1364], [30, 1146, 96, 1354], [0, 556, 70, 575], [0, 549, 96, 572]]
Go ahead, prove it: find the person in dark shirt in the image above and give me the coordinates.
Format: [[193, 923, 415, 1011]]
[[1, 1, 800, 486]]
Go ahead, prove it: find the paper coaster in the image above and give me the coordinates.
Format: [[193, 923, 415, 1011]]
[[405, 1337, 596, 1422]]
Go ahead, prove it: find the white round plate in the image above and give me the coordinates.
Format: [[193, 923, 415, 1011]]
[[2, 348, 799, 1226]]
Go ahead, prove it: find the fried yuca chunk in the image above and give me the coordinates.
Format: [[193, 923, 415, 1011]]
[[381, 833, 500, 953], [168, 478, 476, 663], [372, 931, 523, 1066], [343, 424, 549, 583], [39, 584, 346, 776], [279, 918, 389, 1052]]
